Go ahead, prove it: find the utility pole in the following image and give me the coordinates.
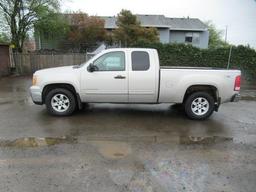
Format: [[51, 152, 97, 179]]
[[227, 45, 232, 69], [225, 25, 228, 43]]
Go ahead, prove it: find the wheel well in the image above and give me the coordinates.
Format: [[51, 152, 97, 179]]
[[183, 85, 218, 103], [42, 83, 77, 104]]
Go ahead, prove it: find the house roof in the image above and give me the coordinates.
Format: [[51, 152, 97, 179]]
[[101, 15, 208, 31], [63, 13, 208, 31], [165, 17, 208, 31]]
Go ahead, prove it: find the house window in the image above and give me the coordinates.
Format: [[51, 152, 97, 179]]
[[185, 33, 193, 43], [185, 32, 200, 44]]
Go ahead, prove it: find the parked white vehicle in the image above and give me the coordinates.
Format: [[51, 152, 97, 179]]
[[30, 48, 241, 120]]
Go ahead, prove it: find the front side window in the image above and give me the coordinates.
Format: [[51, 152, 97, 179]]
[[93, 51, 125, 71], [131, 51, 150, 71]]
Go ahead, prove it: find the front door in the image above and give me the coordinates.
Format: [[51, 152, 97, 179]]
[[81, 51, 128, 102]]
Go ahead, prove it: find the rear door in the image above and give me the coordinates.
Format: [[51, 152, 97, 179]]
[[128, 50, 158, 103]]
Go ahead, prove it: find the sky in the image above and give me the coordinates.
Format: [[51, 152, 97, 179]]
[[61, 0, 256, 47]]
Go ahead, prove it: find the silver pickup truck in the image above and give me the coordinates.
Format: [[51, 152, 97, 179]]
[[30, 48, 241, 120]]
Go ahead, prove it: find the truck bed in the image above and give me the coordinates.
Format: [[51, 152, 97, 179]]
[[159, 67, 241, 104], [161, 66, 225, 70]]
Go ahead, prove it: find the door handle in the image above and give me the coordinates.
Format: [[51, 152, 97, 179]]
[[114, 75, 126, 79]]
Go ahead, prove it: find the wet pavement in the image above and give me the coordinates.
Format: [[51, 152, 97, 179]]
[[0, 76, 256, 192]]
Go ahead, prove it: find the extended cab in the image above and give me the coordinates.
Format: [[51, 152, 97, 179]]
[[30, 48, 241, 120]]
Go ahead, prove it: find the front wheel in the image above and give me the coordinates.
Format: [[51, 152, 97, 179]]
[[184, 92, 215, 120], [45, 88, 77, 116]]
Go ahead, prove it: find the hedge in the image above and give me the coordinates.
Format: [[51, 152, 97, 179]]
[[131, 42, 256, 81]]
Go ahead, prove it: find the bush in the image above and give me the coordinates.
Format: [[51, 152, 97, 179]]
[[131, 42, 256, 81]]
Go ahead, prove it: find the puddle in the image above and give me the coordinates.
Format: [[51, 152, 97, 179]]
[[90, 141, 131, 159], [0, 135, 233, 148], [180, 136, 233, 145], [241, 96, 256, 101], [0, 98, 32, 105], [0, 136, 77, 148]]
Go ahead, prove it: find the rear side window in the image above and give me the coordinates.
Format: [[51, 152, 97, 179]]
[[131, 51, 150, 71]]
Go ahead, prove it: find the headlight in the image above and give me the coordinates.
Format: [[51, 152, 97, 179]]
[[32, 75, 37, 86]]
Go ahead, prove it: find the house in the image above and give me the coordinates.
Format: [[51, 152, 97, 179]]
[[103, 15, 209, 48], [35, 14, 209, 50]]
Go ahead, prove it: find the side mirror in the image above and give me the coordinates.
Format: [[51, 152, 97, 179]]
[[88, 63, 98, 72]]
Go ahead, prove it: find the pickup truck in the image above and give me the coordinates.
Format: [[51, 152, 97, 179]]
[[30, 48, 241, 120]]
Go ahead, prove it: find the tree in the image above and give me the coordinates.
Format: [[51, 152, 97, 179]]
[[137, 27, 159, 43], [0, 32, 9, 43], [0, 0, 60, 52], [113, 10, 159, 47], [113, 9, 140, 46], [67, 12, 106, 52], [0, 13, 10, 43], [34, 12, 69, 40], [205, 21, 229, 49]]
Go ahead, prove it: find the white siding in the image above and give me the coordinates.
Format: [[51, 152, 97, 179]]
[[169, 31, 209, 49], [169, 31, 186, 44], [158, 28, 170, 44], [199, 31, 209, 49]]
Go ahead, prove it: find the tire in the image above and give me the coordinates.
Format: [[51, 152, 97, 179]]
[[184, 91, 215, 120], [45, 88, 76, 116]]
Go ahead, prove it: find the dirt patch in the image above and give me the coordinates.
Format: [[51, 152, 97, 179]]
[[90, 140, 132, 159]]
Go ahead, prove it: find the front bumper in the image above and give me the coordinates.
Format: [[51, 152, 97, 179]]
[[231, 93, 240, 102], [30, 86, 43, 105]]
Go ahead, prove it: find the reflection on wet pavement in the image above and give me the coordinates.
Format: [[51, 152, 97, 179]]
[[179, 135, 233, 145], [0, 135, 234, 148], [0, 136, 77, 148]]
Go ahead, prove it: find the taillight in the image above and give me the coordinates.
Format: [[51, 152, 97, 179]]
[[234, 75, 241, 91]]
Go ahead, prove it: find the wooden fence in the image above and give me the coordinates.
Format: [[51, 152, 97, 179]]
[[13, 53, 91, 74]]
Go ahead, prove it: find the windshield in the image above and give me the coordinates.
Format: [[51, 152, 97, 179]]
[[78, 54, 97, 67]]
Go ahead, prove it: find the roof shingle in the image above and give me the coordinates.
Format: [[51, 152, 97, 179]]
[[102, 15, 207, 31], [63, 14, 208, 31]]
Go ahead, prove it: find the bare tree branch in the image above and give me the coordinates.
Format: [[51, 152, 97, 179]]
[[0, 0, 59, 52]]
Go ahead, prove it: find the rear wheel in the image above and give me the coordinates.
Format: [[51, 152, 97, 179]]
[[45, 88, 76, 116], [184, 92, 215, 120]]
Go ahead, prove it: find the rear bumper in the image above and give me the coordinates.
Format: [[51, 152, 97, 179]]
[[30, 86, 43, 105], [231, 93, 240, 102]]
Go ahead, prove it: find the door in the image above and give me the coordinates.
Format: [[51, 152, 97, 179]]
[[128, 51, 158, 103], [81, 51, 128, 102]]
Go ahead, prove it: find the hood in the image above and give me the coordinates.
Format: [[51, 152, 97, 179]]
[[34, 66, 76, 76]]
